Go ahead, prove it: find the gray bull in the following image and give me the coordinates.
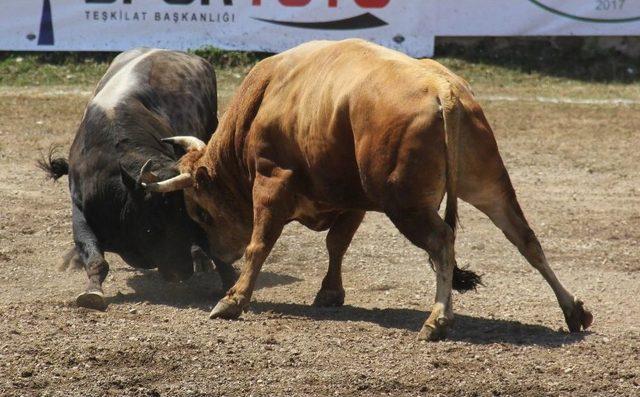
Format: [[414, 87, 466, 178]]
[[39, 48, 236, 310]]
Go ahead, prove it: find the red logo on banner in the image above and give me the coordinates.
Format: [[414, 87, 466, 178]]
[[251, 0, 390, 29], [251, 0, 390, 7]]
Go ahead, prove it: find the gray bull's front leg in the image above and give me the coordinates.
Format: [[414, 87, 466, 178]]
[[72, 203, 109, 311], [191, 244, 214, 273], [211, 253, 239, 291], [191, 245, 238, 290]]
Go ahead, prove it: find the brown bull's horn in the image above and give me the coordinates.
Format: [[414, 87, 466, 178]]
[[143, 173, 193, 193], [162, 136, 206, 151]]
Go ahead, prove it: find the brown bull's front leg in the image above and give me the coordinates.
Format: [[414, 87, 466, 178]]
[[209, 170, 294, 319]]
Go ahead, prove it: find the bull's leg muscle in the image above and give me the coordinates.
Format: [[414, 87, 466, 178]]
[[472, 193, 592, 332], [72, 203, 109, 311], [455, 105, 592, 332], [459, 152, 593, 332], [209, 169, 295, 319], [387, 208, 456, 341], [313, 210, 365, 307]]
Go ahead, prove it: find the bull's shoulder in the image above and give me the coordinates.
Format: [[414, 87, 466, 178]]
[[91, 49, 164, 111], [147, 49, 213, 75], [92, 48, 154, 95], [146, 50, 215, 93], [110, 47, 156, 70], [91, 49, 217, 128]]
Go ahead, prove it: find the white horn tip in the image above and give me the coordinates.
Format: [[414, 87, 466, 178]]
[[162, 136, 206, 151]]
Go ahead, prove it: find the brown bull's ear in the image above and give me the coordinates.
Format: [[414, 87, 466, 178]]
[[195, 166, 211, 189]]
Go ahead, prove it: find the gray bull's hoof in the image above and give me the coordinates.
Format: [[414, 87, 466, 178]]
[[564, 298, 593, 332], [76, 290, 107, 311], [312, 289, 345, 307], [209, 297, 245, 319]]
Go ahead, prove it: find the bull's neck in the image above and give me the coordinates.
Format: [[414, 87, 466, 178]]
[[203, 122, 253, 208]]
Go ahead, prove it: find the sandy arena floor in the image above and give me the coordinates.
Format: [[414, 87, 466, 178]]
[[0, 78, 639, 396]]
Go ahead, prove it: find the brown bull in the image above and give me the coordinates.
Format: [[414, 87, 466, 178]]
[[146, 39, 592, 340]]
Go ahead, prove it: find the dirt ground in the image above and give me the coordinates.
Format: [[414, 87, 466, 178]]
[[0, 74, 639, 397]]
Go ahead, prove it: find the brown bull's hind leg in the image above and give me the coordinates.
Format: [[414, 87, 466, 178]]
[[313, 210, 365, 307], [209, 170, 294, 320], [466, 184, 593, 333], [387, 208, 456, 341]]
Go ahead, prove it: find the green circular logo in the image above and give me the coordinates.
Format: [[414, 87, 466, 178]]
[[528, 0, 640, 23]]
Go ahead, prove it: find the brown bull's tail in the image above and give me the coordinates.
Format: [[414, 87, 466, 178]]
[[440, 87, 460, 234], [439, 87, 482, 293], [37, 145, 69, 181]]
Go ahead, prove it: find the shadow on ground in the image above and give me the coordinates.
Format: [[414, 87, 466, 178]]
[[105, 269, 301, 310], [103, 268, 588, 347], [251, 301, 589, 347]]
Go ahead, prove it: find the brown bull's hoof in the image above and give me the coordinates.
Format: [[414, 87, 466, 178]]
[[312, 289, 345, 307], [76, 290, 107, 311], [417, 319, 450, 342], [209, 297, 244, 320], [564, 299, 593, 332]]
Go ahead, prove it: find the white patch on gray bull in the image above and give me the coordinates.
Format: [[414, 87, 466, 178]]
[[91, 49, 161, 113]]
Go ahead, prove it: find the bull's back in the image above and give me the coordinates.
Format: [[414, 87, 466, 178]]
[[250, 39, 448, 207], [92, 48, 217, 139]]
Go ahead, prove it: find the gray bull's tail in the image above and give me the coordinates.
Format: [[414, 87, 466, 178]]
[[440, 87, 482, 293], [37, 145, 69, 181]]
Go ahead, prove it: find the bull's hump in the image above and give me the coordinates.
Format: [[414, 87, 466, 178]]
[[92, 49, 161, 112]]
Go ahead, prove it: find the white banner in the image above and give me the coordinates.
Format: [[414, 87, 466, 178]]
[[1, 1, 640, 57], [432, 0, 640, 36], [0, 0, 433, 56]]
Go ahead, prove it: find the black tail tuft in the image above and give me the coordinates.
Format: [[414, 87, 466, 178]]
[[37, 145, 69, 181], [452, 265, 483, 293]]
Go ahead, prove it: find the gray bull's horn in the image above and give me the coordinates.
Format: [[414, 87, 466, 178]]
[[162, 136, 206, 151], [143, 173, 193, 193], [138, 159, 159, 184]]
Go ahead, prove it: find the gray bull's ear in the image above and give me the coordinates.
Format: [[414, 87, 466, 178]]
[[119, 163, 141, 193], [138, 159, 159, 184], [139, 158, 194, 194]]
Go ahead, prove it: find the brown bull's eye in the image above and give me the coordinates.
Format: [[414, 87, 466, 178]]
[[196, 206, 212, 225]]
